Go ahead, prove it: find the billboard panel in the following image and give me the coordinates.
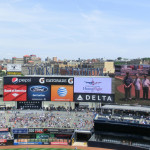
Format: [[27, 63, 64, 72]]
[[3, 85, 27, 101], [51, 85, 73, 101], [74, 93, 114, 103], [7, 64, 22, 72], [74, 77, 112, 94], [4, 77, 32, 85], [12, 128, 28, 134], [7, 72, 22, 75], [4, 77, 73, 85], [17, 101, 42, 109], [27, 85, 50, 101]]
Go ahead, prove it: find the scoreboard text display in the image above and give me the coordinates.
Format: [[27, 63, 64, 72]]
[[3, 76, 114, 103]]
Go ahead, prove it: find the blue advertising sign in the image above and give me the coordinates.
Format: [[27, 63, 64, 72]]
[[27, 85, 50, 101], [12, 128, 28, 134]]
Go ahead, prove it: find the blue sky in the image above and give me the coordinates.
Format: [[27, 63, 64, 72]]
[[0, 0, 150, 60]]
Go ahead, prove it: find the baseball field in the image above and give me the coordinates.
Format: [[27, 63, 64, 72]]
[[0, 145, 111, 150]]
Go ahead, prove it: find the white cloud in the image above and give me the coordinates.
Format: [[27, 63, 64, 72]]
[[0, 0, 150, 60]]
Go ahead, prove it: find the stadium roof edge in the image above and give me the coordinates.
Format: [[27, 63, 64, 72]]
[[3, 75, 111, 78], [102, 105, 150, 112]]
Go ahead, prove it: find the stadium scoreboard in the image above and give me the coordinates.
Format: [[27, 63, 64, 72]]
[[3, 76, 115, 103]]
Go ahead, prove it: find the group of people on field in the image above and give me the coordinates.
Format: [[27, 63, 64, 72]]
[[123, 72, 150, 100]]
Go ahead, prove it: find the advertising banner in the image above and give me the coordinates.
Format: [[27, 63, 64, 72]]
[[28, 128, 44, 133], [27, 85, 50, 101], [74, 77, 112, 94], [14, 142, 43, 145], [4, 77, 73, 85], [3, 85, 27, 101], [51, 85, 73, 101], [0, 139, 7, 143], [17, 101, 42, 109], [39, 77, 74, 85], [36, 133, 50, 139], [44, 128, 74, 134], [50, 142, 68, 145], [12, 128, 28, 134], [7, 72, 22, 75], [74, 93, 115, 103], [3, 76, 74, 102], [0, 128, 9, 131], [4, 77, 32, 85], [7, 64, 22, 72]]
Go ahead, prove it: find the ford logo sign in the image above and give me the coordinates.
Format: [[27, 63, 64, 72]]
[[30, 86, 48, 92]]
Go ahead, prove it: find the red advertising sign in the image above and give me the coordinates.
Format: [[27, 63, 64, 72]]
[[0, 128, 8, 131], [4, 85, 27, 101], [50, 142, 68, 145], [0, 139, 7, 143]]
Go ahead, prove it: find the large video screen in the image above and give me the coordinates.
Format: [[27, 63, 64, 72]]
[[115, 75, 150, 105], [74, 77, 114, 103], [3, 76, 74, 102], [3, 76, 114, 103], [74, 77, 112, 94]]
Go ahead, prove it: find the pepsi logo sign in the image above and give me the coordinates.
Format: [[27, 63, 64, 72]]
[[12, 78, 18, 84], [12, 78, 31, 84]]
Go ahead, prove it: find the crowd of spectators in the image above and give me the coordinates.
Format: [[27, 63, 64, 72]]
[[0, 109, 95, 130], [0, 132, 12, 139]]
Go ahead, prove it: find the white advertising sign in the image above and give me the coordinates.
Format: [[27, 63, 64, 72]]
[[74, 77, 112, 94], [7, 64, 22, 72]]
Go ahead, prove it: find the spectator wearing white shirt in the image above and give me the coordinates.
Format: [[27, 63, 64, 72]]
[[142, 75, 150, 100], [133, 74, 141, 100]]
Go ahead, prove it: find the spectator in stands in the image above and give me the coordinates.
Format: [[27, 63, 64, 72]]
[[142, 75, 150, 100], [133, 74, 141, 100], [123, 72, 133, 100]]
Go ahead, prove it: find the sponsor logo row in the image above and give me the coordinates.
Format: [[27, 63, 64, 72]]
[[4, 77, 112, 94], [3, 85, 73, 102], [12, 128, 74, 134], [4, 85, 114, 103], [8, 77, 74, 85]]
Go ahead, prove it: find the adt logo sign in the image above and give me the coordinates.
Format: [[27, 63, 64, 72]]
[[12, 78, 18, 84], [57, 87, 67, 97]]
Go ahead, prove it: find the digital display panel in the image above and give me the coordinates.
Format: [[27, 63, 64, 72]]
[[74, 77, 112, 94]]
